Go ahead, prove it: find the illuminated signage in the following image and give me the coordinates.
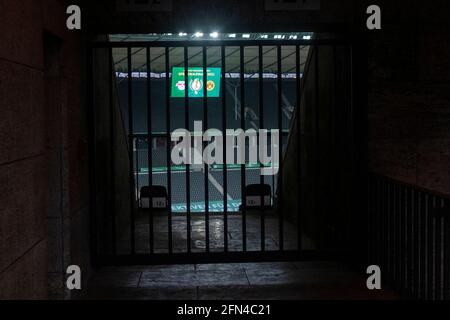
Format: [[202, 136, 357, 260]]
[[171, 67, 221, 98]]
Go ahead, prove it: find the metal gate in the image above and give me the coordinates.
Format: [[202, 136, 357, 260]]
[[88, 34, 359, 265]]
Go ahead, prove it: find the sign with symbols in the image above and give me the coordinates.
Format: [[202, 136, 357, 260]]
[[265, 0, 320, 11], [116, 0, 173, 12], [171, 67, 221, 98]]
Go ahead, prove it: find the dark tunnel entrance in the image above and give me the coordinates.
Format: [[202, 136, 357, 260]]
[[88, 32, 364, 265]]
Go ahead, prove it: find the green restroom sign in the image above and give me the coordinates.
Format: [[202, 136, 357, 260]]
[[171, 67, 221, 98]]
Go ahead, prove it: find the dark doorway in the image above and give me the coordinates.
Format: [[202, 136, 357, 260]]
[[88, 32, 359, 265]]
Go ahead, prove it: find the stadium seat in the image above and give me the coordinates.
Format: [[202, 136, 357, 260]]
[[139, 185, 168, 210], [243, 184, 272, 209]]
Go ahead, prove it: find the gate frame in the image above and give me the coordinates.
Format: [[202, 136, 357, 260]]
[[87, 33, 368, 267]]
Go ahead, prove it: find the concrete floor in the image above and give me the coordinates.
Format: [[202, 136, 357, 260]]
[[116, 211, 315, 254], [89, 212, 398, 300], [84, 261, 397, 300]]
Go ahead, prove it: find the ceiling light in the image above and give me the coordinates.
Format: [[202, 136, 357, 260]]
[[302, 35, 311, 40], [242, 34, 250, 38], [194, 32, 204, 38], [228, 33, 236, 38], [178, 32, 187, 36], [210, 32, 219, 38]]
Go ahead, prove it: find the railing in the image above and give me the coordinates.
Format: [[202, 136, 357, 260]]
[[369, 173, 450, 300]]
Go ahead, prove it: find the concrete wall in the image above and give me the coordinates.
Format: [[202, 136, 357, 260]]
[[84, 0, 357, 34], [282, 44, 354, 250], [0, 0, 88, 299], [92, 45, 132, 255]]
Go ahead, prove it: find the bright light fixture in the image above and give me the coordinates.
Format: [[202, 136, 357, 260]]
[[210, 32, 219, 38], [289, 35, 298, 40], [303, 35, 311, 40], [178, 32, 187, 36], [242, 34, 250, 38], [228, 33, 236, 38], [260, 34, 268, 39], [194, 32, 204, 38]]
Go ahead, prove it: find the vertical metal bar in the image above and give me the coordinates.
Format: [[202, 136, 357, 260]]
[[277, 45, 284, 251], [184, 46, 191, 253], [369, 176, 374, 264], [87, 46, 98, 265], [393, 184, 398, 288], [400, 186, 406, 292], [444, 198, 450, 300], [272, 170, 275, 201], [390, 182, 397, 288], [441, 198, 446, 300], [428, 195, 436, 300], [377, 177, 382, 265], [240, 45, 247, 252], [396, 184, 401, 288], [420, 193, 427, 298], [418, 189, 424, 298], [409, 187, 415, 294], [258, 45, 265, 252], [389, 182, 394, 279], [396, 185, 401, 290], [402, 186, 407, 292], [435, 197, 442, 300], [387, 183, 392, 282], [367, 175, 372, 263], [313, 45, 319, 253], [135, 139, 140, 214], [221, 45, 228, 252], [331, 45, 337, 255], [392, 183, 396, 287], [427, 195, 434, 299], [405, 186, 410, 292], [438, 198, 443, 300], [374, 177, 378, 264], [109, 48, 117, 254], [146, 47, 154, 254], [377, 177, 381, 268], [203, 45, 210, 252], [381, 178, 387, 271], [296, 45, 302, 252], [165, 46, 173, 254], [413, 188, 419, 297], [399, 185, 404, 290], [375, 178, 379, 263], [127, 47, 136, 255]]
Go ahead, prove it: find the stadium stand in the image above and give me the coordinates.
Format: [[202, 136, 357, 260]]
[[120, 78, 292, 212]]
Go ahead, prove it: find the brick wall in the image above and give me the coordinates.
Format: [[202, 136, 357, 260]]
[[367, 1, 450, 196]]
